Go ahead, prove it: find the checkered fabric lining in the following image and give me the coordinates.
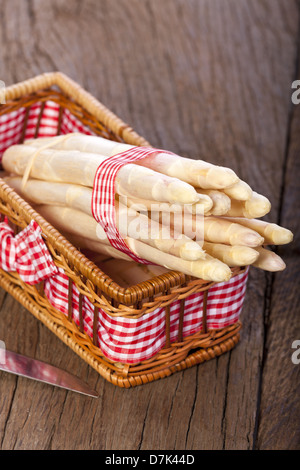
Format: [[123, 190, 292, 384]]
[[0, 102, 249, 364], [0, 217, 58, 285], [43, 266, 248, 363]]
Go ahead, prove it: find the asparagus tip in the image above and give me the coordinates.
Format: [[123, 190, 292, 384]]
[[239, 232, 265, 247], [167, 180, 199, 204], [196, 258, 232, 282], [233, 246, 260, 265], [212, 264, 232, 282], [254, 252, 286, 272], [180, 241, 206, 261], [245, 194, 271, 218], [205, 166, 239, 189], [272, 228, 294, 245]]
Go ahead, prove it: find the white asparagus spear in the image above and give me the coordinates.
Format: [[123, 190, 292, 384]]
[[252, 246, 286, 272], [123, 193, 212, 215], [4, 174, 205, 260], [2, 145, 199, 205], [224, 191, 271, 218], [24, 134, 125, 156], [221, 217, 293, 245], [202, 217, 265, 246], [6, 175, 207, 223], [223, 180, 253, 201], [196, 189, 231, 216], [171, 214, 265, 247], [117, 202, 206, 261], [125, 239, 232, 282], [202, 241, 259, 267], [61, 231, 134, 262], [34, 204, 231, 281], [35, 198, 205, 261], [123, 195, 184, 214], [25, 134, 240, 190], [132, 152, 240, 190], [4, 176, 94, 216], [184, 193, 213, 214], [67, 230, 232, 282], [4, 175, 205, 261]]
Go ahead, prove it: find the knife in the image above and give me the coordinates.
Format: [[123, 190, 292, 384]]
[[0, 348, 98, 398]]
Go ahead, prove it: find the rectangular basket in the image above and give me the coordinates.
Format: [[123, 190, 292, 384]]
[[0, 73, 248, 387]]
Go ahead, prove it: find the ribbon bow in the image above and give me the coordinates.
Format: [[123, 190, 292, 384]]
[[0, 217, 58, 285]]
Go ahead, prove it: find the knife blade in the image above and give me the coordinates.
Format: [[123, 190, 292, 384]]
[[0, 348, 98, 398]]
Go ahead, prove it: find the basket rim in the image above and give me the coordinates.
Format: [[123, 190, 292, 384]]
[[0, 72, 244, 305], [3, 71, 150, 147]]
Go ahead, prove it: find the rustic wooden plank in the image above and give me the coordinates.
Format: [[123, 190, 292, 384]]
[[0, 289, 102, 450], [254, 55, 300, 450], [0, 0, 298, 450]]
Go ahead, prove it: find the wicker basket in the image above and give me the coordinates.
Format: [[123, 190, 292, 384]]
[[0, 72, 246, 388]]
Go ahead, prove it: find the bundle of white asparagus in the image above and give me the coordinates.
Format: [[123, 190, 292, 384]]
[[1, 133, 293, 282]]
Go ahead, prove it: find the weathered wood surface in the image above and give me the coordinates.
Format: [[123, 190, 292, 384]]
[[0, 0, 299, 450]]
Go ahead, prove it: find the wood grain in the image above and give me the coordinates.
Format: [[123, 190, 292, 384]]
[[0, 0, 299, 450], [254, 48, 300, 450]]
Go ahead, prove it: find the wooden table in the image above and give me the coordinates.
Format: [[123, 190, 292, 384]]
[[0, 0, 299, 451]]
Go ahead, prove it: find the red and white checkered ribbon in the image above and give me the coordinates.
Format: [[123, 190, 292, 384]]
[[91, 146, 172, 263], [0, 217, 58, 285], [44, 266, 249, 364]]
